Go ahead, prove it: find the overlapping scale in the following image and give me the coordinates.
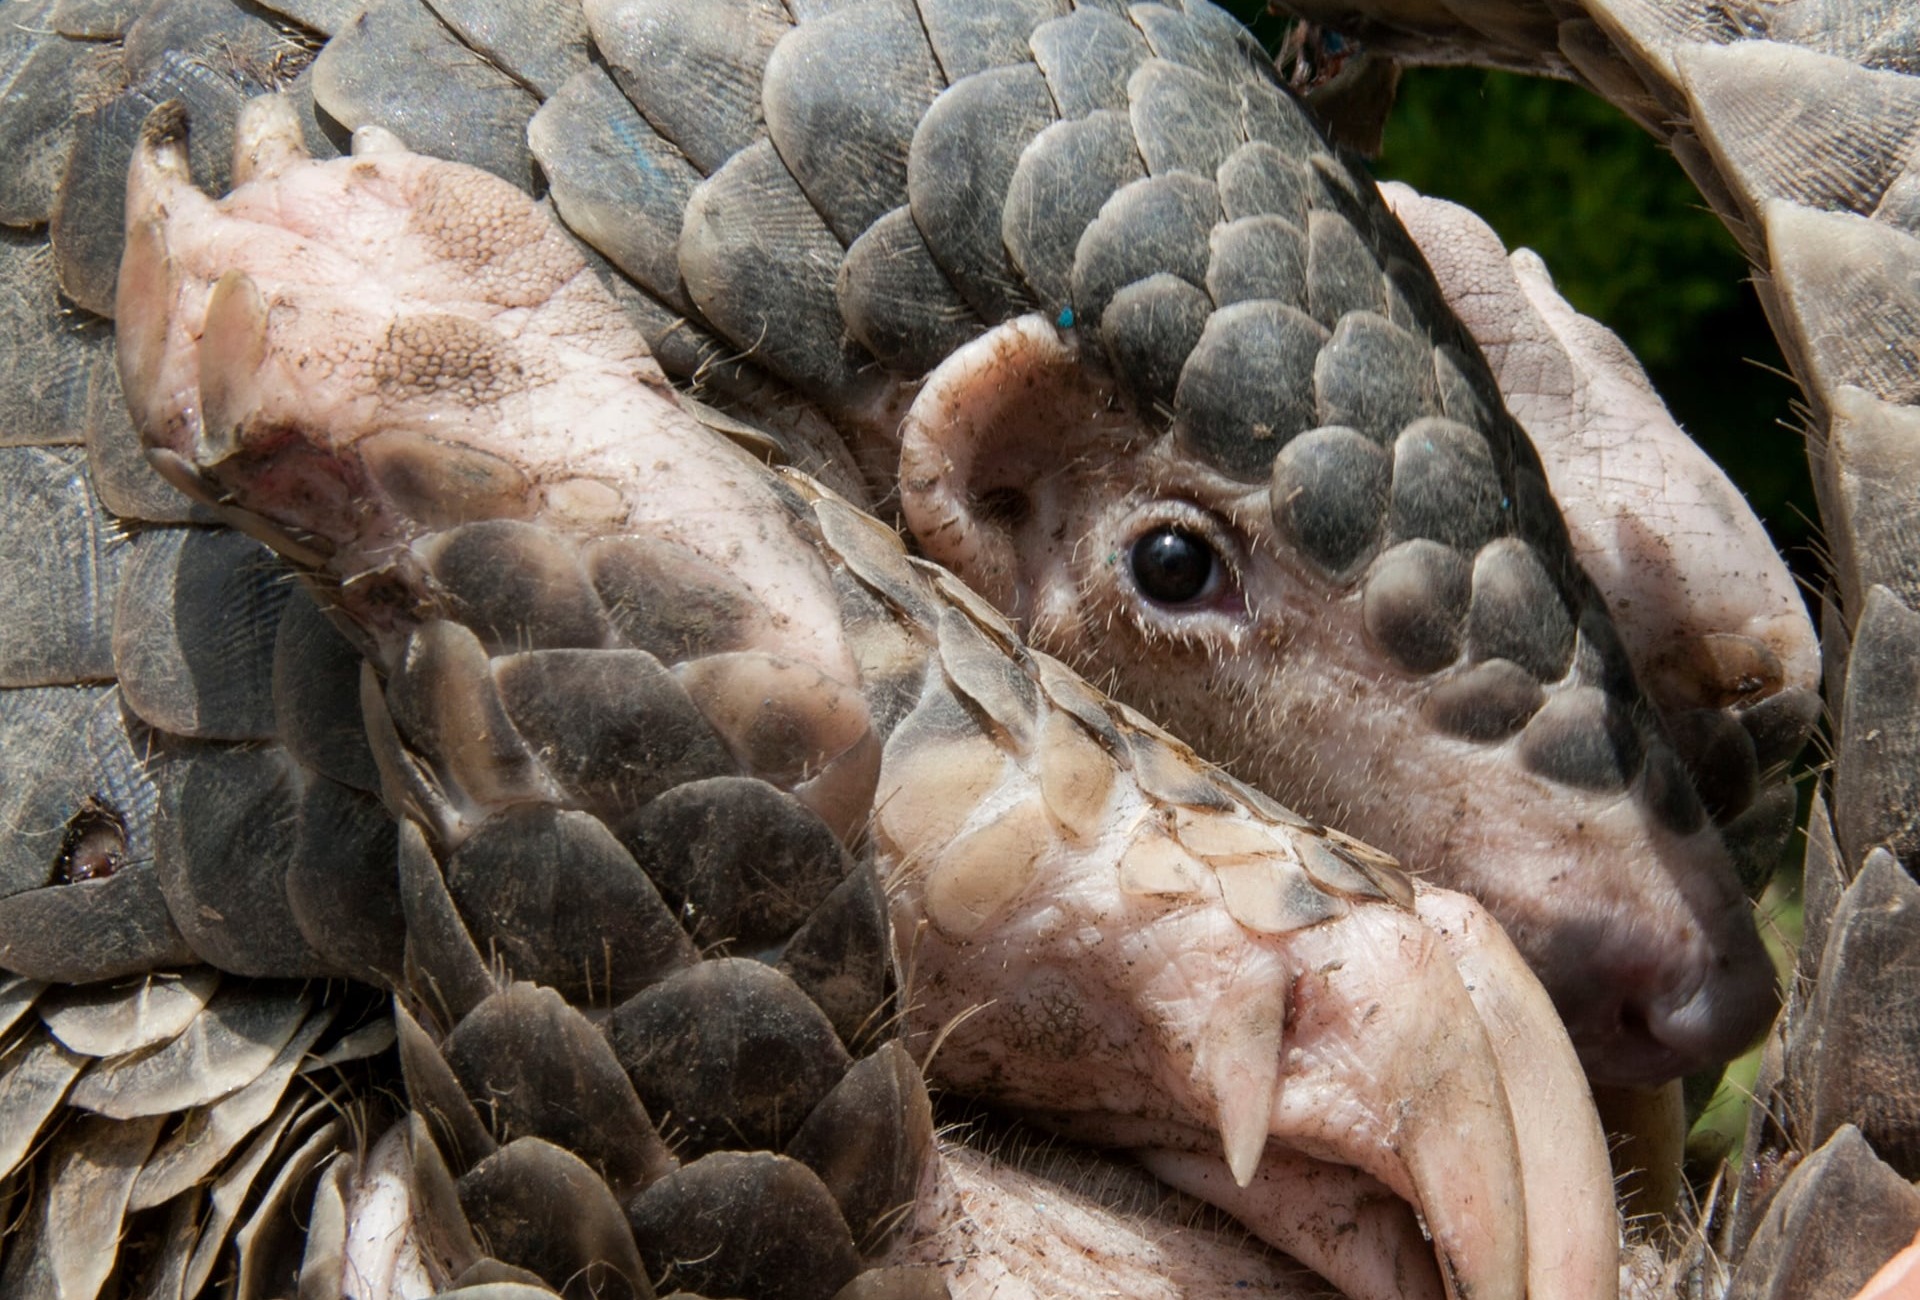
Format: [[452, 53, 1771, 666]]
[[2, 0, 1904, 1292], [311, 0, 537, 189], [907, 63, 1056, 319]]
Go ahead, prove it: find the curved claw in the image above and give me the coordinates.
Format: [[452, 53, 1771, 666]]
[[899, 237, 1783, 1090], [198, 268, 272, 460], [973, 894, 1543, 1300], [1417, 887, 1619, 1300], [1138, 1148, 1445, 1300], [232, 94, 311, 186], [119, 103, 204, 460], [903, 805, 1545, 1300], [1148, 887, 1618, 1300], [1266, 901, 1530, 1300]]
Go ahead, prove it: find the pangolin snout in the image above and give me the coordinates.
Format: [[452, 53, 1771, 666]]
[[1354, 731, 1783, 1086], [1540, 889, 1780, 1086]]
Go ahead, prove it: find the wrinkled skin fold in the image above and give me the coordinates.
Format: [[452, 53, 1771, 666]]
[[111, 97, 1619, 1300]]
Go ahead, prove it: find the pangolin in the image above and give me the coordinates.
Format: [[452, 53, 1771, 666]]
[[0, 0, 1905, 1295]]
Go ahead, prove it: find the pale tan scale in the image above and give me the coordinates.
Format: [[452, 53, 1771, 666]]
[[1112, 696, 1190, 749], [1215, 858, 1351, 934], [676, 649, 882, 842], [921, 791, 1052, 940], [96, 112, 1634, 1299], [1035, 708, 1122, 841], [772, 466, 827, 506], [875, 727, 1013, 858], [1174, 808, 1296, 863], [789, 728, 885, 849], [541, 477, 630, 529], [812, 496, 938, 622], [359, 431, 535, 533], [1211, 768, 1315, 831], [839, 598, 930, 689], [1298, 834, 1396, 904], [680, 396, 793, 465], [1324, 826, 1399, 866], [926, 563, 1023, 652], [674, 651, 875, 786], [1125, 728, 1237, 812], [1116, 826, 1213, 899], [936, 608, 1039, 754], [395, 622, 553, 811], [1031, 651, 1130, 758], [1320, 829, 1413, 907]]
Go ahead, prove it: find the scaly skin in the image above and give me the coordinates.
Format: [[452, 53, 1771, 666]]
[[117, 98, 1617, 1300], [896, 307, 1782, 1083], [0, 0, 1793, 1088], [0, 5, 1889, 1290]]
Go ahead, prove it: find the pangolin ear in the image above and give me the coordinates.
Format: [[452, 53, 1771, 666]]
[[898, 314, 1129, 610]]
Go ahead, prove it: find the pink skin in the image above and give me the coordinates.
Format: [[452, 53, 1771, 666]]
[[121, 106, 854, 692], [897, 1143, 1375, 1299], [1053, 885, 1615, 1300], [899, 317, 1779, 1085], [897, 849, 1538, 1300], [1137, 1151, 1446, 1300]]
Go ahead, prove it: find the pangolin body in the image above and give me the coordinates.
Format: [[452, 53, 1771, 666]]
[[1, 0, 1798, 1073], [0, 0, 1905, 1295]]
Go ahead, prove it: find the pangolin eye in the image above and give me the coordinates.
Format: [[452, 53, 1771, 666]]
[[1130, 526, 1220, 606]]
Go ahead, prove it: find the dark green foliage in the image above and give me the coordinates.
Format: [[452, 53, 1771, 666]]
[[1381, 70, 1734, 366]]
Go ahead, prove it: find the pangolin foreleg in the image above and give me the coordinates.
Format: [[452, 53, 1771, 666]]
[[114, 94, 1618, 1300]]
